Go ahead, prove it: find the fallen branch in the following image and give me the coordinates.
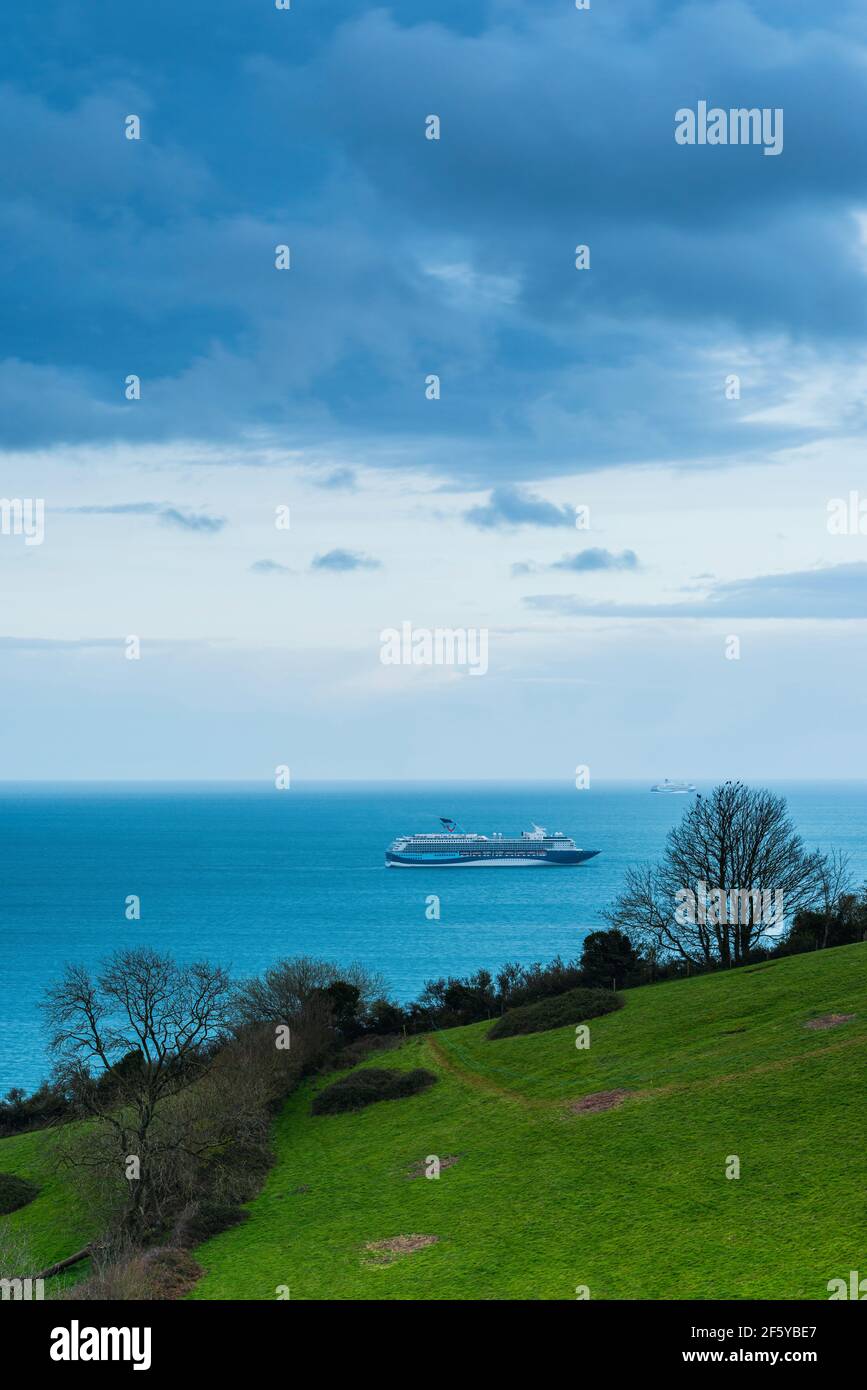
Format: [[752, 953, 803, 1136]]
[[34, 1245, 91, 1280]]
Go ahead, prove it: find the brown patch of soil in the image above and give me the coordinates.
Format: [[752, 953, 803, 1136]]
[[363, 1234, 439, 1266], [569, 1089, 632, 1114], [406, 1155, 461, 1180], [803, 1013, 855, 1031]]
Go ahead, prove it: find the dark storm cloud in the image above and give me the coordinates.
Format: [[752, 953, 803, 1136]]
[[2, 3, 867, 478]]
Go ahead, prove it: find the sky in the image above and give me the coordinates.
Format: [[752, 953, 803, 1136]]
[[1, 0, 866, 781]]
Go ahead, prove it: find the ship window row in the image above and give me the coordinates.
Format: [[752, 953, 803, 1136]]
[[410, 838, 561, 847]]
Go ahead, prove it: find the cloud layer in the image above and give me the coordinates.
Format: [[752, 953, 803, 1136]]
[[525, 563, 867, 619], [59, 503, 226, 532], [4, 2, 867, 480], [513, 549, 640, 576]]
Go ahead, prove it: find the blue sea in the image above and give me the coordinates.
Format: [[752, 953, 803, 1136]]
[[2, 781, 865, 1094]]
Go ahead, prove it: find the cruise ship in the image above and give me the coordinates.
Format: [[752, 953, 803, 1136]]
[[650, 779, 697, 794], [385, 819, 600, 868]]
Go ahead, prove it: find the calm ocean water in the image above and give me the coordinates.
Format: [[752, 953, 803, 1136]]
[[1, 781, 865, 1094]]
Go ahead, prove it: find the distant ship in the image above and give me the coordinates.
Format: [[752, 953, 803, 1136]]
[[386, 818, 600, 867], [651, 779, 697, 794]]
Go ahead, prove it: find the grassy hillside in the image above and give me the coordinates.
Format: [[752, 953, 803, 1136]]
[[0, 1126, 94, 1288], [189, 944, 867, 1300]]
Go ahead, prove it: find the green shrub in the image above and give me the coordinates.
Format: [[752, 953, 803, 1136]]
[[487, 987, 623, 1040], [312, 1067, 438, 1116], [0, 1171, 39, 1214], [0, 1081, 70, 1137]]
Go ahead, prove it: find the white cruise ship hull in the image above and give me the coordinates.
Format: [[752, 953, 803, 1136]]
[[385, 822, 600, 868], [387, 855, 548, 868], [385, 848, 600, 868]]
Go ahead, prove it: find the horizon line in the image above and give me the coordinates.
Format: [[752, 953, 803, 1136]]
[[1, 777, 866, 787]]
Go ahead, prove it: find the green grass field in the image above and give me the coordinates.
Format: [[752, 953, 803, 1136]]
[[188, 943, 867, 1300], [3, 943, 865, 1300], [0, 1125, 95, 1289]]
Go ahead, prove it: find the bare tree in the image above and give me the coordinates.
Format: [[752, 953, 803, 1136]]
[[232, 955, 385, 1029], [606, 783, 830, 968], [794, 848, 855, 951], [816, 846, 853, 914], [0, 1224, 37, 1286], [42, 948, 232, 1235]]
